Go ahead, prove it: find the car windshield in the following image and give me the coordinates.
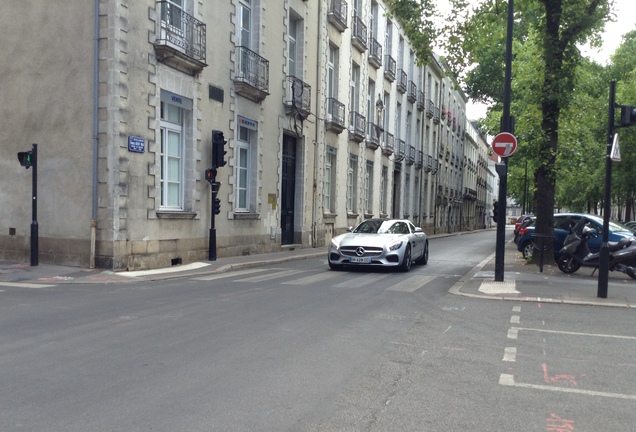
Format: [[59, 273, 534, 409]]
[[353, 220, 407, 234]]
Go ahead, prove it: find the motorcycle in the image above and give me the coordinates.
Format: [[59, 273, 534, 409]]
[[557, 218, 636, 279]]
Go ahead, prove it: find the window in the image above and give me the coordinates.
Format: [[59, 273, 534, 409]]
[[347, 154, 358, 213], [288, 14, 301, 77], [350, 62, 360, 113], [414, 174, 420, 214], [324, 147, 337, 212], [327, 44, 339, 106], [370, 2, 378, 39], [405, 173, 411, 216], [235, 122, 252, 211], [385, 19, 393, 55], [365, 161, 373, 214], [160, 99, 184, 209], [238, 0, 251, 48], [367, 79, 375, 123], [380, 165, 388, 214], [161, 0, 184, 33]]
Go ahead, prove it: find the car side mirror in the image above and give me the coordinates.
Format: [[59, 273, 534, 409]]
[[346, 226, 353, 232], [414, 227, 423, 233]]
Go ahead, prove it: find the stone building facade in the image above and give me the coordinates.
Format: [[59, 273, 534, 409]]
[[0, 0, 494, 270]]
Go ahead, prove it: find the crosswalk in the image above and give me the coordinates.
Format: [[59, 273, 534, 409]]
[[193, 267, 439, 292]]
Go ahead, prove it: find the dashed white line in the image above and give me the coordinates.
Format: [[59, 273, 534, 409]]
[[503, 347, 517, 362]]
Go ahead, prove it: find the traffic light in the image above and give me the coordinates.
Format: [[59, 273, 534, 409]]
[[213, 198, 221, 215], [17, 151, 33, 169], [492, 201, 499, 224], [204, 168, 216, 183], [620, 105, 636, 127], [212, 129, 227, 168]]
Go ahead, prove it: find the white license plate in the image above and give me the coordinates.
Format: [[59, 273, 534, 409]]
[[349, 257, 372, 264]]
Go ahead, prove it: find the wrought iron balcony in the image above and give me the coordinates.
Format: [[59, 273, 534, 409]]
[[395, 138, 406, 162], [425, 155, 433, 172], [284, 76, 311, 118], [366, 122, 382, 150], [384, 55, 396, 82], [417, 91, 425, 111], [441, 105, 446, 120], [415, 150, 423, 169], [406, 145, 416, 165], [368, 38, 382, 68], [396, 69, 407, 93], [154, 1, 207, 75], [352, 16, 368, 52], [382, 131, 394, 156], [234, 46, 270, 103], [426, 99, 434, 118], [326, 98, 346, 133], [433, 106, 440, 124], [407, 81, 417, 103], [431, 159, 439, 174], [349, 111, 366, 142], [328, 0, 347, 32]]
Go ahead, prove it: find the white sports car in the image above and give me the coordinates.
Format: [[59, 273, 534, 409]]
[[328, 218, 428, 272]]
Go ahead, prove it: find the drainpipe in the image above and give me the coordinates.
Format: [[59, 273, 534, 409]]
[[311, 1, 325, 248], [90, 0, 99, 268]]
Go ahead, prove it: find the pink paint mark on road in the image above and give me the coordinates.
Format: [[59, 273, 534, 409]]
[[546, 413, 575, 431], [542, 363, 577, 386]]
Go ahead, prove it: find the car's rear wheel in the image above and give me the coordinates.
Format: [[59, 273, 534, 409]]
[[415, 242, 428, 265], [400, 245, 412, 272], [521, 241, 534, 260]]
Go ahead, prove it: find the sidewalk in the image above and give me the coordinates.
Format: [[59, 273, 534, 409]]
[[1, 229, 635, 307]]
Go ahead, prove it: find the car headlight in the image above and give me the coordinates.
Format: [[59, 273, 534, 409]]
[[330, 238, 341, 250], [388, 241, 403, 251]]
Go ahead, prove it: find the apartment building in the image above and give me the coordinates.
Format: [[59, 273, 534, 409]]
[[0, 0, 491, 270]]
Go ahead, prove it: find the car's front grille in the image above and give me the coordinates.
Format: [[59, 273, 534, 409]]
[[340, 246, 383, 257]]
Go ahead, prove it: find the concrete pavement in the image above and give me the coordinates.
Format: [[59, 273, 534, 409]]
[[1, 229, 635, 307]]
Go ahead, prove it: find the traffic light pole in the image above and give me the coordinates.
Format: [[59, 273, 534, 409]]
[[208, 169, 217, 261], [30, 144, 39, 266]]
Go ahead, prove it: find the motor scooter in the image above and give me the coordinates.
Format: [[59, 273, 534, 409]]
[[557, 218, 636, 279]]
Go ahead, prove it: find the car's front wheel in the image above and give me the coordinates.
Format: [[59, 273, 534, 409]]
[[400, 245, 412, 272]]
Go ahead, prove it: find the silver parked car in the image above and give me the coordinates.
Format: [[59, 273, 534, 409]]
[[328, 218, 428, 272]]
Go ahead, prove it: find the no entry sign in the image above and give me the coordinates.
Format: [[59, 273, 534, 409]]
[[491, 132, 517, 157]]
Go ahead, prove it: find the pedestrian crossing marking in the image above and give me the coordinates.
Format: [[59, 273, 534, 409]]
[[386, 275, 436, 292], [281, 271, 341, 286], [192, 268, 269, 281], [333, 273, 392, 288], [234, 269, 304, 283]]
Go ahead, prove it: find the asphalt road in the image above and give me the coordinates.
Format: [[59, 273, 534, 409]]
[[1, 230, 635, 431]]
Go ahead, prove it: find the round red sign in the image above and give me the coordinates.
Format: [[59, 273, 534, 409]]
[[491, 132, 518, 157]]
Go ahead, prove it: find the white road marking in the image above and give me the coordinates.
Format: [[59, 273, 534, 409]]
[[503, 347, 517, 362], [121, 261, 211, 277], [512, 306, 521, 312], [0, 282, 56, 289], [235, 269, 304, 283], [514, 327, 636, 340], [333, 273, 392, 288], [508, 328, 519, 340], [511, 315, 520, 324], [478, 280, 519, 294], [499, 374, 636, 400], [192, 268, 269, 281], [281, 271, 341, 286], [386, 275, 436, 292]]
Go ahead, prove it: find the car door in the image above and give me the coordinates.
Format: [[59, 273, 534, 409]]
[[408, 222, 424, 258]]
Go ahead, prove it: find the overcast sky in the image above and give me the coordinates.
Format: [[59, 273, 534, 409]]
[[465, 0, 636, 119]]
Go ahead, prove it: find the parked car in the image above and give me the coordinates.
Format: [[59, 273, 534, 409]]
[[514, 216, 535, 244], [328, 218, 428, 272], [516, 213, 636, 260]]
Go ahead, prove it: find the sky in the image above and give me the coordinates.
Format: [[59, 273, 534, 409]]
[[464, 0, 636, 120]]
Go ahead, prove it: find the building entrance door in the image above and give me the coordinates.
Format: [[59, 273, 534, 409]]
[[281, 135, 297, 245]]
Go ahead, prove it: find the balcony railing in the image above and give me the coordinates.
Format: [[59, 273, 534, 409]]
[[406, 145, 415, 165], [368, 38, 382, 68], [426, 99, 434, 118], [433, 106, 440, 124], [396, 69, 407, 93], [407, 81, 417, 102], [384, 55, 396, 82], [415, 150, 423, 169], [326, 98, 346, 133], [382, 131, 394, 156], [155, 1, 207, 75], [395, 138, 406, 161], [234, 46, 270, 102], [425, 155, 433, 172], [328, 0, 347, 32], [352, 16, 368, 52], [366, 122, 382, 150], [349, 111, 366, 142], [417, 91, 425, 111], [284, 76, 311, 117]]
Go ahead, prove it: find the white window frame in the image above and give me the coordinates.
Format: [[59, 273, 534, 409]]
[[235, 126, 251, 212], [160, 101, 184, 210], [324, 147, 337, 213], [380, 165, 388, 214], [347, 154, 358, 213], [365, 161, 373, 214], [288, 13, 298, 77]]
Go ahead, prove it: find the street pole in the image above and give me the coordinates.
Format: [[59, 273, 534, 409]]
[[597, 81, 616, 298], [494, 0, 514, 282], [30, 143, 39, 266]]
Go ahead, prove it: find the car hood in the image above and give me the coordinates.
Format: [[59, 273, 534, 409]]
[[334, 233, 403, 247]]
